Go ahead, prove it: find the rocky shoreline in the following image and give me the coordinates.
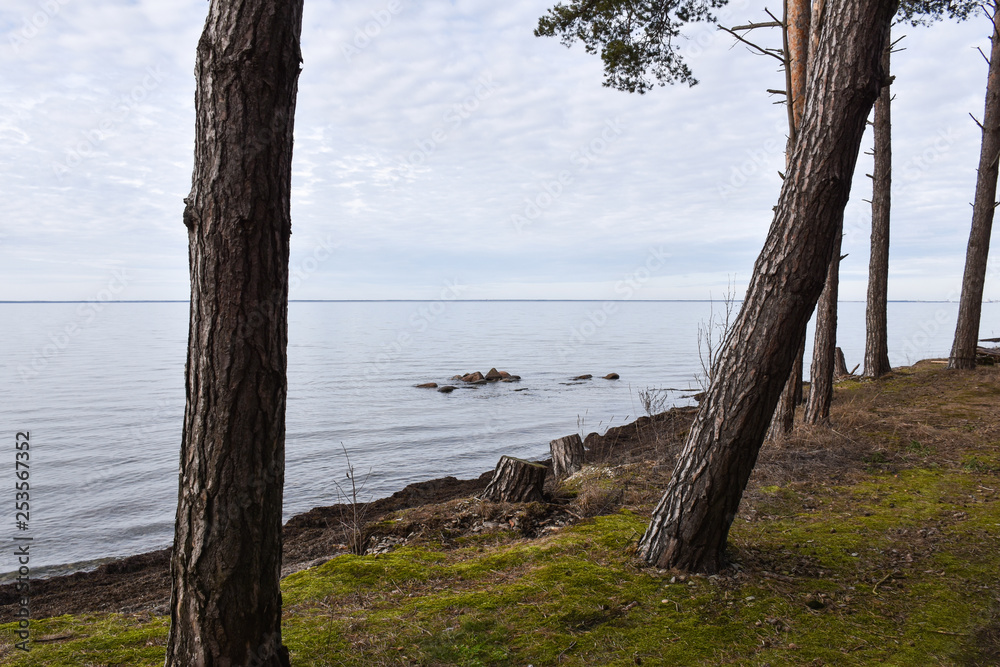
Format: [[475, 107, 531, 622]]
[[0, 405, 696, 624]]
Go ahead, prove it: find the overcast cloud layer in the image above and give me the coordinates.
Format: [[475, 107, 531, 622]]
[[1, 0, 996, 301]]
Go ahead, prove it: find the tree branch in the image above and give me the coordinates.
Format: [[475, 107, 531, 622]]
[[719, 26, 786, 62]]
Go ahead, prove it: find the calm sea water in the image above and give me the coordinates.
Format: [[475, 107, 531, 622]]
[[1, 300, 997, 577]]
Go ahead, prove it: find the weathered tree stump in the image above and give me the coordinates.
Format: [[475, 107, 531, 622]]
[[480, 456, 546, 503], [550, 434, 584, 479], [834, 347, 850, 378]]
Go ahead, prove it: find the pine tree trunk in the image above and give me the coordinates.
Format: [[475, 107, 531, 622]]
[[766, 333, 805, 441], [804, 229, 843, 425], [637, 0, 895, 573], [550, 434, 585, 479], [949, 5, 1000, 370], [481, 457, 547, 503], [775, 0, 813, 433], [787, 0, 812, 135], [166, 2, 303, 665], [864, 34, 893, 379]]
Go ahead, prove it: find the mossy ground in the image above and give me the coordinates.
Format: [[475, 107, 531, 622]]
[[2, 362, 998, 666]]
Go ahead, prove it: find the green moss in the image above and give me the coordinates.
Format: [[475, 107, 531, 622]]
[[0, 614, 167, 666]]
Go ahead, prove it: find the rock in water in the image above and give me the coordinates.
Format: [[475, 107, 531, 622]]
[[485, 368, 503, 381], [572, 374, 593, 381], [461, 371, 485, 383], [603, 373, 620, 380], [437, 386, 457, 393], [415, 382, 438, 388]]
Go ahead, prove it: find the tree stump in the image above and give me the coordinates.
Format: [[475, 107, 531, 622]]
[[550, 434, 584, 479], [834, 347, 850, 378], [480, 456, 546, 503]]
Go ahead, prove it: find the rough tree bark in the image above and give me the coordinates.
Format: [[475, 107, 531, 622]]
[[550, 434, 585, 479], [166, 1, 303, 665], [637, 0, 895, 573], [949, 2, 1000, 370], [804, 230, 844, 425], [769, 0, 814, 438], [787, 0, 812, 143], [864, 33, 894, 379], [481, 457, 546, 503]]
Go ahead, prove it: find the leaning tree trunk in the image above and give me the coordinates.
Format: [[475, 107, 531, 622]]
[[804, 228, 844, 425], [166, 2, 303, 665], [949, 4, 1000, 370], [864, 33, 893, 379], [637, 0, 895, 573]]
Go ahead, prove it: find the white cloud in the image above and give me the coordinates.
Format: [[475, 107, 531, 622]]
[[0, 0, 994, 300]]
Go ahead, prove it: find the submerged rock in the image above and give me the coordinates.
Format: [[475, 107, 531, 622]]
[[603, 373, 620, 380], [415, 382, 438, 389], [437, 385, 457, 393], [572, 374, 593, 381]]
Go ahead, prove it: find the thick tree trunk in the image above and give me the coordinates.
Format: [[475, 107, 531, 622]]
[[766, 333, 805, 440], [166, 2, 303, 665], [550, 434, 585, 479], [637, 0, 894, 573], [804, 230, 843, 425], [949, 5, 1000, 370], [481, 457, 547, 503], [864, 34, 893, 379]]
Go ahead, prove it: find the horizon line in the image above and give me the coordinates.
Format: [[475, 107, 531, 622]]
[[0, 299, 972, 304]]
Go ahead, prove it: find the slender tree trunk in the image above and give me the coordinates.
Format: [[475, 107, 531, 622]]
[[804, 229, 843, 425], [949, 5, 1000, 370], [864, 33, 893, 379], [637, 0, 895, 573], [766, 333, 804, 440], [787, 0, 811, 135], [771, 0, 814, 436], [166, 2, 303, 665]]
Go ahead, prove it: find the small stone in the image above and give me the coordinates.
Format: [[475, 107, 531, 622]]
[[572, 374, 593, 380], [603, 373, 620, 380], [437, 386, 457, 393], [415, 382, 438, 388]]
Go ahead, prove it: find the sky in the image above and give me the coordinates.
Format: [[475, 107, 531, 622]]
[[1, 0, 996, 302]]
